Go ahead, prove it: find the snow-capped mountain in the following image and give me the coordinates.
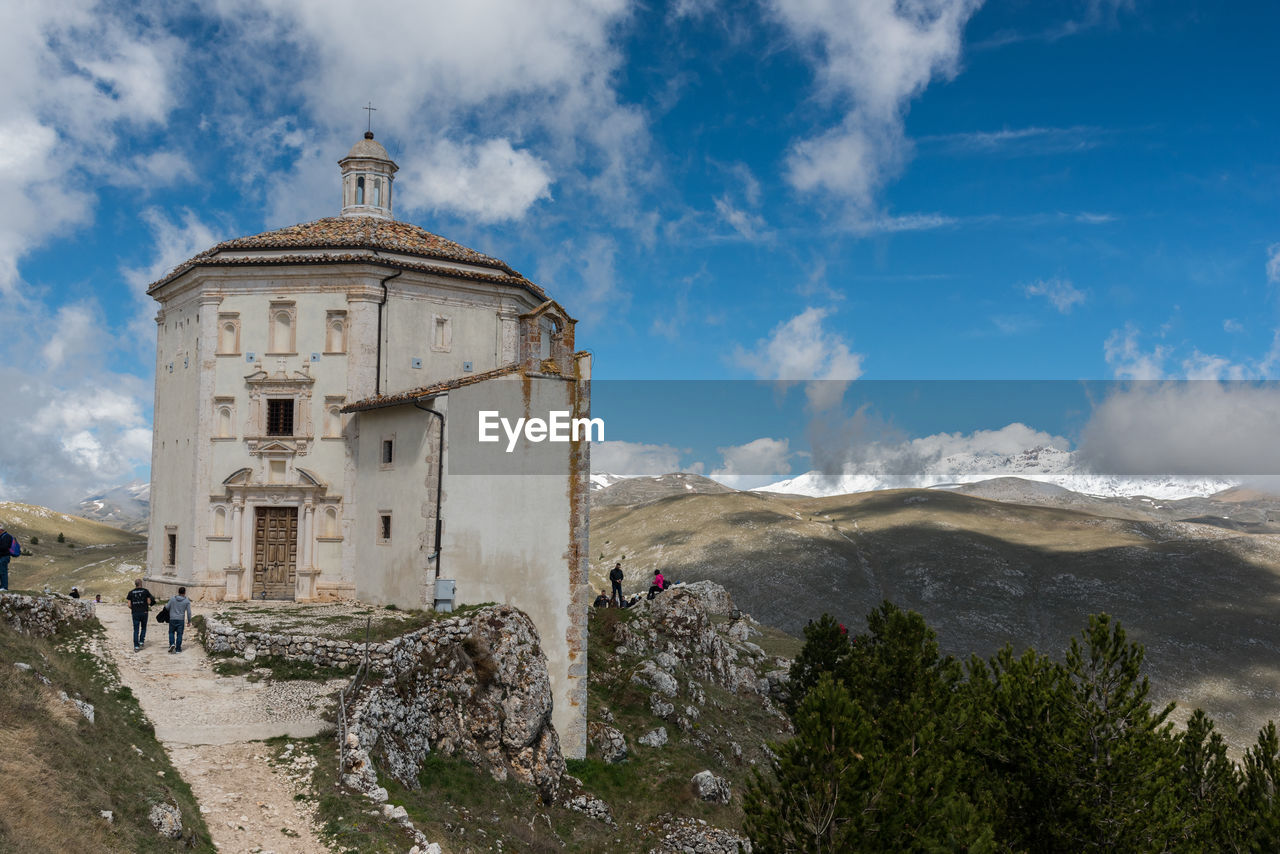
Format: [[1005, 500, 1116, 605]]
[[77, 481, 151, 533], [590, 473, 629, 491], [756, 446, 1240, 500]]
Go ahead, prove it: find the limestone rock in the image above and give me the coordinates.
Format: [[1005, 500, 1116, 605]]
[[650, 815, 752, 854], [649, 693, 675, 719], [679, 581, 736, 615], [638, 727, 668, 748], [633, 660, 679, 697], [588, 721, 628, 763], [691, 770, 732, 804], [148, 802, 183, 839]]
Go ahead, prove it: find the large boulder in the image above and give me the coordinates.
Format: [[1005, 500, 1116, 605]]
[[588, 721, 628, 763], [691, 770, 732, 804]]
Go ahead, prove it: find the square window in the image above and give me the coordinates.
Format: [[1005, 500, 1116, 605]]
[[267, 399, 294, 436]]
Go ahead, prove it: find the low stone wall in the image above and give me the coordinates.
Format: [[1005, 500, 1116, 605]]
[[202, 616, 396, 670], [0, 592, 95, 637]]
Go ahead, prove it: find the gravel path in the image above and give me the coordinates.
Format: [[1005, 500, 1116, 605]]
[[97, 602, 343, 853]]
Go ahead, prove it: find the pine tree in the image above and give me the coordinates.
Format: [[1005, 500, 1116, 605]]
[[785, 613, 852, 714]]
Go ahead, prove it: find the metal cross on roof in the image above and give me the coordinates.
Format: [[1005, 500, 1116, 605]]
[[363, 102, 377, 133]]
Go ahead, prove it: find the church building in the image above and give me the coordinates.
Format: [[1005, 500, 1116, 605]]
[[143, 131, 591, 754]]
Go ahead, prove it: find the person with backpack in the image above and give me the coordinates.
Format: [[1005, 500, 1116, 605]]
[[165, 587, 193, 653], [0, 522, 19, 591], [609, 561, 624, 606], [125, 579, 156, 650]]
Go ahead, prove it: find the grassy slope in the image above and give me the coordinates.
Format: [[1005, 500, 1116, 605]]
[[301, 606, 795, 853], [592, 487, 1280, 753], [0, 617, 213, 852], [0, 501, 147, 600]]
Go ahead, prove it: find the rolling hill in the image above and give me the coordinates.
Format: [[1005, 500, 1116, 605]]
[[0, 502, 147, 599], [590, 476, 1280, 753]]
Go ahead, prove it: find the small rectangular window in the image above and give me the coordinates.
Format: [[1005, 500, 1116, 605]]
[[379, 514, 392, 542], [166, 532, 177, 566], [266, 399, 294, 436], [382, 438, 394, 465]]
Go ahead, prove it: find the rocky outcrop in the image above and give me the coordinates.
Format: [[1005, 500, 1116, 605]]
[[148, 802, 183, 840], [0, 592, 94, 637], [588, 721, 628, 763], [691, 770, 732, 804], [613, 587, 781, 701], [341, 606, 567, 805], [649, 815, 753, 853]]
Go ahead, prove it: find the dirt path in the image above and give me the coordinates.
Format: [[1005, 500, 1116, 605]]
[[96, 603, 342, 854]]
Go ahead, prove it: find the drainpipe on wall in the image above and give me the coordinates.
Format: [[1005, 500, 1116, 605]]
[[412, 398, 445, 578], [373, 262, 402, 396]]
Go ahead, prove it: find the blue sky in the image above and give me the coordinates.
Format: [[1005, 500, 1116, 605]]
[[2, 0, 1279, 506]]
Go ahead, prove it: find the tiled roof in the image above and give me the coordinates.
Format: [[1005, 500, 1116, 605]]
[[342, 363, 525, 412], [147, 216, 543, 295]]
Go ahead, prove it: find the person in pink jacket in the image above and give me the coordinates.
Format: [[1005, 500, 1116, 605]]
[[647, 569, 665, 600]]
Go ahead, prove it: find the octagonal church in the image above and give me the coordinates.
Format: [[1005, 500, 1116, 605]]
[[144, 131, 591, 754]]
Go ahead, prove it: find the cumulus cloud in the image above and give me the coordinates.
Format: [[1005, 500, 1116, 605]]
[[735, 307, 864, 410], [1024, 277, 1085, 313], [1078, 382, 1280, 476], [710, 437, 796, 488], [209, 0, 646, 225], [592, 440, 691, 475], [769, 0, 983, 210], [1104, 324, 1168, 380], [398, 139, 553, 224]]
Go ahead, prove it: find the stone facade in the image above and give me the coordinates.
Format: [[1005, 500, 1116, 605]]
[[144, 133, 591, 757]]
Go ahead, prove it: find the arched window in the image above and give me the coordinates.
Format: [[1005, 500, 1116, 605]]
[[218, 406, 233, 437], [325, 405, 342, 438], [324, 507, 339, 538], [218, 318, 238, 354], [373, 178, 381, 207], [326, 315, 345, 353], [356, 176, 365, 205], [213, 506, 227, 537], [270, 309, 293, 352]]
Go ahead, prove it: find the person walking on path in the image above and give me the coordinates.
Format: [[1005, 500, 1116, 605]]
[[0, 523, 14, 591], [166, 587, 193, 653], [125, 579, 156, 650], [609, 561, 624, 606]]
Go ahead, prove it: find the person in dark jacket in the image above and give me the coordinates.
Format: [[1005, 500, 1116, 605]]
[[0, 522, 15, 590], [166, 587, 193, 653], [593, 589, 611, 608], [125, 579, 156, 650], [609, 562, 624, 606]]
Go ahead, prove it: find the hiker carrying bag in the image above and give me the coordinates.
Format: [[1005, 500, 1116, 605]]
[[156, 605, 170, 623], [3, 533, 18, 557]]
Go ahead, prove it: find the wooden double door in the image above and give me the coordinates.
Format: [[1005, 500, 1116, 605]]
[[253, 506, 297, 599]]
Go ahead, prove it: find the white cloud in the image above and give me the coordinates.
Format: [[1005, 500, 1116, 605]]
[[399, 138, 553, 224], [1078, 382, 1280, 476], [1224, 319, 1244, 334], [1267, 243, 1280, 284], [735, 307, 864, 410], [769, 0, 983, 209], [710, 437, 796, 489], [209, 0, 646, 225], [714, 197, 771, 241], [592, 440, 688, 475], [1104, 324, 1168, 380], [1024, 277, 1085, 313]]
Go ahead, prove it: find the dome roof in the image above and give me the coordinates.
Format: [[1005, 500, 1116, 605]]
[[146, 216, 548, 302], [342, 131, 393, 163]]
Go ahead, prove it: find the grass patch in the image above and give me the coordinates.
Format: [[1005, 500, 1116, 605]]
[[0, 618, 215, 852]]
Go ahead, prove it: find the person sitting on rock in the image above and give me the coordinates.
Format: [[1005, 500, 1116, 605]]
[[623, 594, 640, 608], [594, 588, 611, 608], [647, 569, 665, 600]]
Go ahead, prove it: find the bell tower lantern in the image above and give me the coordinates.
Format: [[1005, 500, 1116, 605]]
[[339, 131, 398, 219]]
